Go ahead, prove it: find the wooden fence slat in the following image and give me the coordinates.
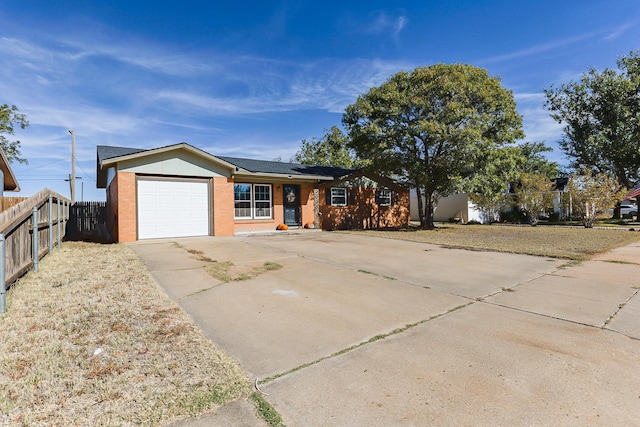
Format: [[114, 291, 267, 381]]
[[0, 189, 70, 296], [0, 197, 27, 213]]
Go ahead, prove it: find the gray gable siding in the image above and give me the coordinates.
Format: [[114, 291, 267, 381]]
[[118, 150, 229, 178]]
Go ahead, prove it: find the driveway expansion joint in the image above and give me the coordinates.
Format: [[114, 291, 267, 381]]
[[602, 287, 640, 328], [482, 299, 640, 340], [257, 301, 475, 386]]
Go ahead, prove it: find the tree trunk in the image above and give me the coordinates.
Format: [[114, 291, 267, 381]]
[[416, 187, 425, 227], [422, 191, 436, 229]]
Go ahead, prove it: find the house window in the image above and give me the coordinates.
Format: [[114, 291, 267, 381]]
[[377, 189, 392, 206], [234, 183, 272, 219], [254, 184, 272, 218], [331, 187, 347, 206], [234, 184, 252, 219]]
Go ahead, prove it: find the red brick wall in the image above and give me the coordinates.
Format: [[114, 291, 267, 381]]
[[319, 187, 409, 231], [213, 177, 235, 236], [300, 183, 315, 227], [116, 172, 137, 242]]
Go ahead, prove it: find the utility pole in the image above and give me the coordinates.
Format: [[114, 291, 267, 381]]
[[69, 129, 76, 204]]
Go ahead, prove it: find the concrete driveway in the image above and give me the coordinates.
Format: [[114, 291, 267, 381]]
[[129, 232, 640, 426]]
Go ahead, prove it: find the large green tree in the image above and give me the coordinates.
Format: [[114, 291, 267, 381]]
[[544, 51, 640, 189], [292, 126, 363, 169], [0, 104, 29, 164], [343, 64, 524, 228]]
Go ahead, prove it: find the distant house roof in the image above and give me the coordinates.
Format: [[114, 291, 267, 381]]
[[624, 187, 640, 200], [552, 177, 569, 192], [96, 143, 357, 188], [0, 149, 19, 192]]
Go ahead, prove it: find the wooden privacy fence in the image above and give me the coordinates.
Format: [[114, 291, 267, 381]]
[[0, 196, 27, 212], [0, 189, 70, 314], [66, 201, 108, 241]]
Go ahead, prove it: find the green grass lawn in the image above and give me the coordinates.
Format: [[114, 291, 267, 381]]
[[355, 224, 640, 260]]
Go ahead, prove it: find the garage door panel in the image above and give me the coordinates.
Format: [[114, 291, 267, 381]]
[[137, 179, 210, 239]]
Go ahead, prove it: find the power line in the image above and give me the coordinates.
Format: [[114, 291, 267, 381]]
[[19, 178, 70, 181], [76, 163, 97, 182], [17, 158, 67, 172]]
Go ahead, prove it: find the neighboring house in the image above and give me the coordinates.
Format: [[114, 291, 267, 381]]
[[96, 143, 409, 242], [410, 191, 486, 224], [0, 148, 20, 196]]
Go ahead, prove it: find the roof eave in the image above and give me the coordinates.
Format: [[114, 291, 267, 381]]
[[100, 142, 245, 173], [233, 172, 335, 182], [0, 149, 19, 192]]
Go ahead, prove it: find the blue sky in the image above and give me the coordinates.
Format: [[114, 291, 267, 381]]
[[1, 0, 639, 201]]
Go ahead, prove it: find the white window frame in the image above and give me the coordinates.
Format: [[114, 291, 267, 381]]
[[331, 187, 347, 206], [234, 183, 253, 219], [378, 189, 392, 206], [234, 183, 273, 220], [253, 184, 272, 219]]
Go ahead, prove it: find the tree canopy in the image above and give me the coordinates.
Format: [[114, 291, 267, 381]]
[[0, 103, 29, 164], [291, 126, 363, 169], [562, 169, 625, 227], [512, 172, 556, 226], [544, 51, 640, 189], [343, 64, 524, 228]]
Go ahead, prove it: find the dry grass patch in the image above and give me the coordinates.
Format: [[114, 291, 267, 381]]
[[0, 242, 251, 426], [181, 247, 283, 283], [204, 260, 283, 282], [355, 224, 640, 260]]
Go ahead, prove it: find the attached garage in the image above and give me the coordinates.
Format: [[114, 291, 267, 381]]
[[137, 178, 210, 239]]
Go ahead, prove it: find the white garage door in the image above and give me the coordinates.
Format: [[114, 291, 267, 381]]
[[137, 179, 210, 239]]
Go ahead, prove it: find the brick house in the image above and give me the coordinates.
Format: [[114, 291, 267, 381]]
[[96, 143, 409, 241]]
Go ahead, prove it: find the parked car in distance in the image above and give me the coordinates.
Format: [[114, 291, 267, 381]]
[[605, 202, 638, 218]]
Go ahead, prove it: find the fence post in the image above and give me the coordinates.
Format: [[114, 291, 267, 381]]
[[61, 201, 65, 241], [32, 206, 38, 273], [0, 234, 5, 314], [49, 194, 53, 253], [57, 199, 61, 248]]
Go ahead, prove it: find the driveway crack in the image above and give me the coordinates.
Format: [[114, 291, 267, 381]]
[[602, 287, 640, 328], [256, 301, 474, 386]]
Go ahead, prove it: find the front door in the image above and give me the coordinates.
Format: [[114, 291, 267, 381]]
[[283, 184, 301, 226]]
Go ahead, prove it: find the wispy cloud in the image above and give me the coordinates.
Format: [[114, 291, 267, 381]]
[[364, 11, 407, 39], [479, 31, 598, 65], [604, 22, 634, 41], [0, 28, 413, 184], [154, 57, 412, 115]]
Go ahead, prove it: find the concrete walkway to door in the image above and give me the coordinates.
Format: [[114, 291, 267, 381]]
[[129, 232, 640, 426]]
